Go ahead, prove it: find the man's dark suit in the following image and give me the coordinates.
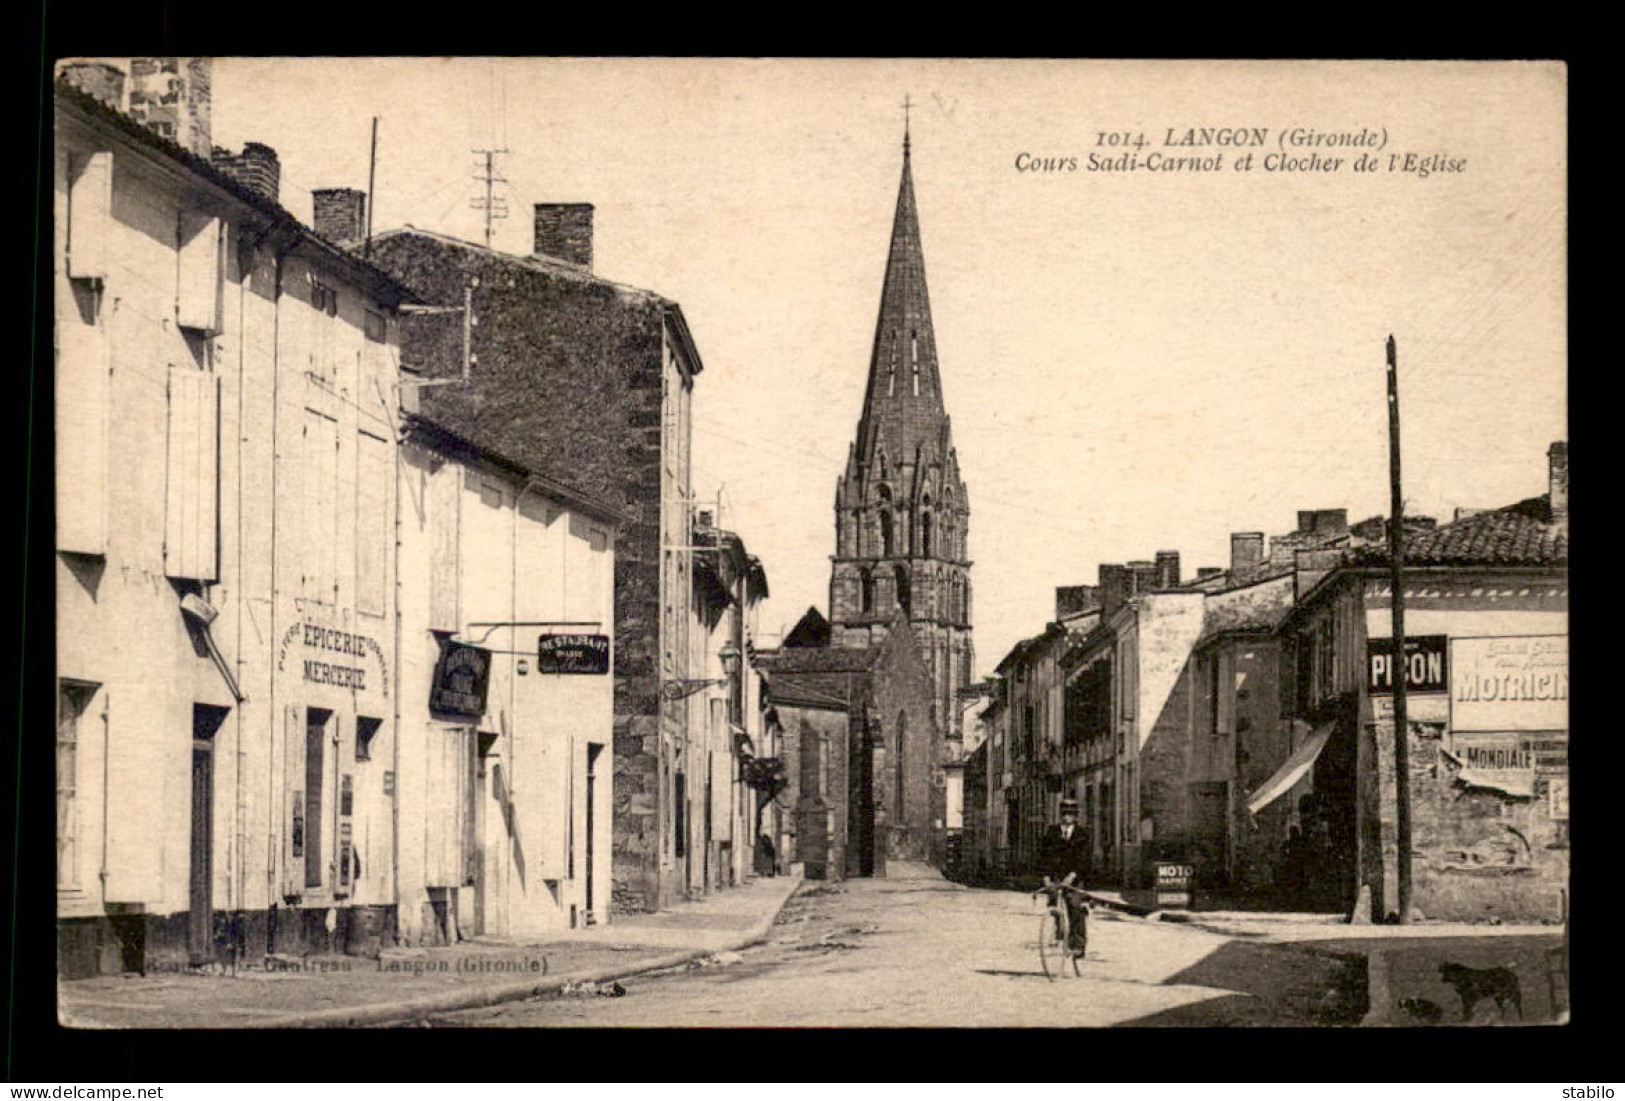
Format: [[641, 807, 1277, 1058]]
[[1036, 823, 1091, 956]]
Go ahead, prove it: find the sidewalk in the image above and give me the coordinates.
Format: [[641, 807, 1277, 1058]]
[[58, 872, 803, 1029], [1081, 887, 1566, 1026]]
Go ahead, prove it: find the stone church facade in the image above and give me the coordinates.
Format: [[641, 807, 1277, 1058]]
[[828, 129, 974, 745]]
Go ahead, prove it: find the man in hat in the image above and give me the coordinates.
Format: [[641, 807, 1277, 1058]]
[[1037, 797, 1091, 958]]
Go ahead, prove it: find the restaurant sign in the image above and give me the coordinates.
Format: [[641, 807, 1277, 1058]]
[[1368, 635, 1448, 695], [538, 633, 610, 675], [430, 641, 492, 719], [1450, 635, 1567, 733]]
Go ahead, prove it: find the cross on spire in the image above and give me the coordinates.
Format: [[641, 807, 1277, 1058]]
[[903, 93, 912, 154]]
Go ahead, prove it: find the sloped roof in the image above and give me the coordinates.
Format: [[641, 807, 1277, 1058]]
[[55, 78, 418, 307], [757, 647, 882, 675], [1352, 494, 1567, 567]]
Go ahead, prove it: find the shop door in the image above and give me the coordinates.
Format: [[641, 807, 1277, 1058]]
[[1189, 781, 1230, 891], [188, 738, 214, 963]]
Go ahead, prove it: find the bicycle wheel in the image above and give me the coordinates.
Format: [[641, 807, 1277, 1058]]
[[1068, 908, 1085, 975], [1038, 905, 1069, 981]]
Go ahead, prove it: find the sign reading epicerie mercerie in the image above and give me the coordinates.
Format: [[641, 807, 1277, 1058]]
[[538, 633, 610, 675], [430, 641, 493, 719], [301, 623, 380, 691], [1367, 635, 1448, 695]]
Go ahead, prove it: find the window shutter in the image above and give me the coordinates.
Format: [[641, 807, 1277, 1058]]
[[56, 295, 108, 555], [66, 151, 112, 280], [164, 368, 219, 580], [177, 213, 223, 333], [356, 430, 390, 616]]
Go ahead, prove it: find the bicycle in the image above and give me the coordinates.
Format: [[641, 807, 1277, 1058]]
[[1033, 874, 1089, 981]]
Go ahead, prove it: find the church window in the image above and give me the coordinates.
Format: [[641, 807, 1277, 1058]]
[[861, 569, 875, 615], [895, 711, 908, 819], [894, 565, 911, 614], [910, 331, 920, 395], [880, 511, 894, 558], [922, 511, 933, 556]]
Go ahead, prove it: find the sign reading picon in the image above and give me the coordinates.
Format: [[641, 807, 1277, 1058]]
[[1368, 635, 1448, 695], [1450, 635, 1568, 733], [538, 633, 610, 675]]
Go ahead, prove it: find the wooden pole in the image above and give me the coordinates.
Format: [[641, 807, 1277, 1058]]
[[1387, 334, 1412, 925], [364, 117, 377, 259]]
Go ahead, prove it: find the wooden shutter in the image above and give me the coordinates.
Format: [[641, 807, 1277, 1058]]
[[356, 430, 390, 616], [164, 368, 219, 580], [302, 408, 339, 602], [66, 151, 112, 280], [56, 293, 108, 555], [177, 212, 223, 333]]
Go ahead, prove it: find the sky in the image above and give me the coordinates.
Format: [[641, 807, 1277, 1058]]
[[200, 58, 1567, 672]]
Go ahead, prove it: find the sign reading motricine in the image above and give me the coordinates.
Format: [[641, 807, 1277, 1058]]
[[1367, 635, 1448, 695], [538, 633, 610, 675], [430, 642, 492, 718]]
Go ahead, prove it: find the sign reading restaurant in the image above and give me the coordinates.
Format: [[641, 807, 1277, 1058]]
[[538, 633, 611, 675], [430, 641, 493, 719], [1367, 635, 1448, 695], [1450, 635, 1567, 733]]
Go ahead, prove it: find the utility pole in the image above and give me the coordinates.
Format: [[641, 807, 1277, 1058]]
[[471, 148, 509, 248], [364, 117, 378, 259], [1386, 333, 1413, 925]]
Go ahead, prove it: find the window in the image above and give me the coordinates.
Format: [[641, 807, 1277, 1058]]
[[880, 511, 894, 558], [895, 712, 908, 819], [58, 682, 96, 889], [921, 511, 933, 556], [355, 716, 382, 762], [364, 309, 387, 343], [312, 280, 339, 316], [894, 565, 911, 614], [860, 568, 875, 614]]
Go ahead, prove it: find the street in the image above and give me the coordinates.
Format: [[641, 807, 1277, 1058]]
[[420, 863, 1363, 1028]]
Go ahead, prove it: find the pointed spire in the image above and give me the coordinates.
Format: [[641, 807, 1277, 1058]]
[[903, 92, 912, 157], [856, 122, 945, 465]]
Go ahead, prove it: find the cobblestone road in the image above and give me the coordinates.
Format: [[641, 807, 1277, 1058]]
[[420, 862, 1362, 1027]]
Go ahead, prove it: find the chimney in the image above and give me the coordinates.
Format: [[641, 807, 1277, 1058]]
[[1128, 560, 1158, 595], [1294, 547, 1345, 601], [211, 142, 281, 204], [1055, 585, 1099, 621], [1454, 507, 1489, 522], [1312, 509, 1349, 536], [58, 61, 125, 109], [1548, 441, 1568, 528], [1099, 564, 1131, 620], [1155, 550, 1181, 589], [533, 203, 594, 268], [1230, 532, 1265, 585], [313, 188, 368, 245], [128, 56, 212, 158]]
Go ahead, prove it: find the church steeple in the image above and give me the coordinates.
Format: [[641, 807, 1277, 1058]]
[[829, 123, 974, 734], [856, 119, 946, 465]]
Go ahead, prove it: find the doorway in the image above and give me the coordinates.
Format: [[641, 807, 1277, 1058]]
[[189, 704, 228, 964], [586, 743, 603, 923]]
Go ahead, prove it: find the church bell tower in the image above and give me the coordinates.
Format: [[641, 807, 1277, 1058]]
[[829, 119, 973, 733]]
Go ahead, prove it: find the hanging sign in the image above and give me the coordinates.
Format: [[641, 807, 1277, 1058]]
[[430, 641, 492, 719], [538, 633, 610, 675]]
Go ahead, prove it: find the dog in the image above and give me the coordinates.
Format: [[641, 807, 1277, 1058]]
[[1398, 997, 1444, 1024], [1438, 961, 1522, 1022]]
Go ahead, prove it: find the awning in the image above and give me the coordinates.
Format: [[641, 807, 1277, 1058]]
[[1455, 769, 1537, 799], [1246, 722, 1334, 815]]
